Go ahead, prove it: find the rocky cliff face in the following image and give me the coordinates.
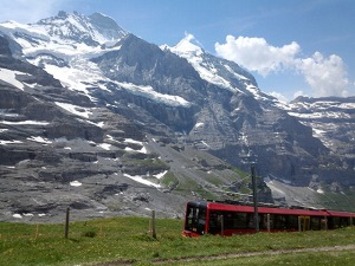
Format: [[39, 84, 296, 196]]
[[0, 11, 354, 222], [287, 96, 355, 184]]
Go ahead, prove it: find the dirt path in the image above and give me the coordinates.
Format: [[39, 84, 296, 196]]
[[93, 244, 355, 265], [154, 244, 355, 265]]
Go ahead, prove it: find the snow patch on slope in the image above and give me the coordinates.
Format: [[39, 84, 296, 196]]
[[114, 81, 191, 107], [55, 102, 93, 118], [123, 173, 161, 188], [0, 68, 26, 90]]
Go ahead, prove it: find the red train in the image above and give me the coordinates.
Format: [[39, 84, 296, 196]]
[[183, 200, 355, 237]]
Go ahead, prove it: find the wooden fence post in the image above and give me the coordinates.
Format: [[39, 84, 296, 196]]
[[64, 207, 70, 239], [151, 210, 157, 239], [34, 224, 39, 240]]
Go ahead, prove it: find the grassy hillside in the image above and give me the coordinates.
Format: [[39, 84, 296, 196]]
[[317, 188, 355, 212], [1, 216, 355, 265]]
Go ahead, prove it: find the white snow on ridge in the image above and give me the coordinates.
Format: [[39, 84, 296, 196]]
[[154, 170, 168, 180], [316, 188, 324, 194], [70, 180, 82, 187], [0, 21, 49, 43], [288, 111, 350, 119], [123, 138, 148, 153], [98, 143, 112, 150], [45, 60, 104, 100], [55, 102, 93, 118], [224, 64, 249, 81], [245, 84, 269, 101], [25, 42, 122, 63], [166, 35, 260, 96], [0, 120, 49, 125], [124, 145, 148, 154], [339, 102, 355, 109], [0, 68, 26, 90], [164, 33, 203, 57], [194, 122, 204, 129], [13, 213, 23, 219], [289, 101, 355, 112], [89, 121, 105, 128], [124, 138, 144, 145], [201, 141, 211, 148], [0, 110, 19, 117], [194, 62, 233, 89], [166, 35, 235, 91], [0, 140, 23, 145], [312, 128, 327, 138], [123, 173, 161, 188], [27, 136, 52, 144], [115, 81, 191, 107]]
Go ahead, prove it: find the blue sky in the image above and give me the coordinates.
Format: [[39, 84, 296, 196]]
[[1, 0, 354, 101]]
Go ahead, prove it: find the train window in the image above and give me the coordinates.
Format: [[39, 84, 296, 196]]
[[273, 215, 287, 229], [234, 213, 248, 228], [208, 211, 250, 234], [268, 215, 298, 230], [287, 215, 298, 230], [328, 217, 351, 229], [331, 217, 340, 229], [198, 208, 206, 233], [340, 217, 349, 227], [185, 206, 196, 230], [310, 217, 322, 230], [246, 213, 256, 229], [208, 211, 220, 234], [185, 205, 206, 234]]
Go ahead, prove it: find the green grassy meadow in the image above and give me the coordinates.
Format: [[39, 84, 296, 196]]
[[1, 216, 355, 265]]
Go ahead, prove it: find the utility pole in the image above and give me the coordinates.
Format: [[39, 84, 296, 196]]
[[251, 163, 259, 232]]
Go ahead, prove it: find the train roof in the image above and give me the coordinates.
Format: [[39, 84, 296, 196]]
[[326, 210, 355, 218], [187, 200, 355, 217]]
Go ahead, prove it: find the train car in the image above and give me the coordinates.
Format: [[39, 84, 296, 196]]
[[183, 200, 355, 237]]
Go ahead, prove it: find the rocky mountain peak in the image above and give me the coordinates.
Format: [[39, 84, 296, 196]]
[[88, 12, 127, 41], [34, 11, 127, 46], [167, 33, 204, 58]]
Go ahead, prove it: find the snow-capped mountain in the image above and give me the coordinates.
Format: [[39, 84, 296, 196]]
[[0, 11, 354, 221], [288, 96, 355, 168], [163, 33, 270, 100], [1, 11, 126, 47]]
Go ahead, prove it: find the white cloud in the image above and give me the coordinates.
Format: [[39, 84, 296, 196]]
[[215, 35, 300, 76], [269, 91, 289, 103], [293, 90, 308, 99], [0, 0, 70, 23], [296, 52, 350, 97], [215, 35, 353, 98]]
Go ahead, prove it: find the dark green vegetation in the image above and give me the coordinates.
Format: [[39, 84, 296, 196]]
[[1, 217, 355, 265]]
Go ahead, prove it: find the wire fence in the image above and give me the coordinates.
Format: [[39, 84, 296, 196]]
[[0, 210, 182, 241]]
